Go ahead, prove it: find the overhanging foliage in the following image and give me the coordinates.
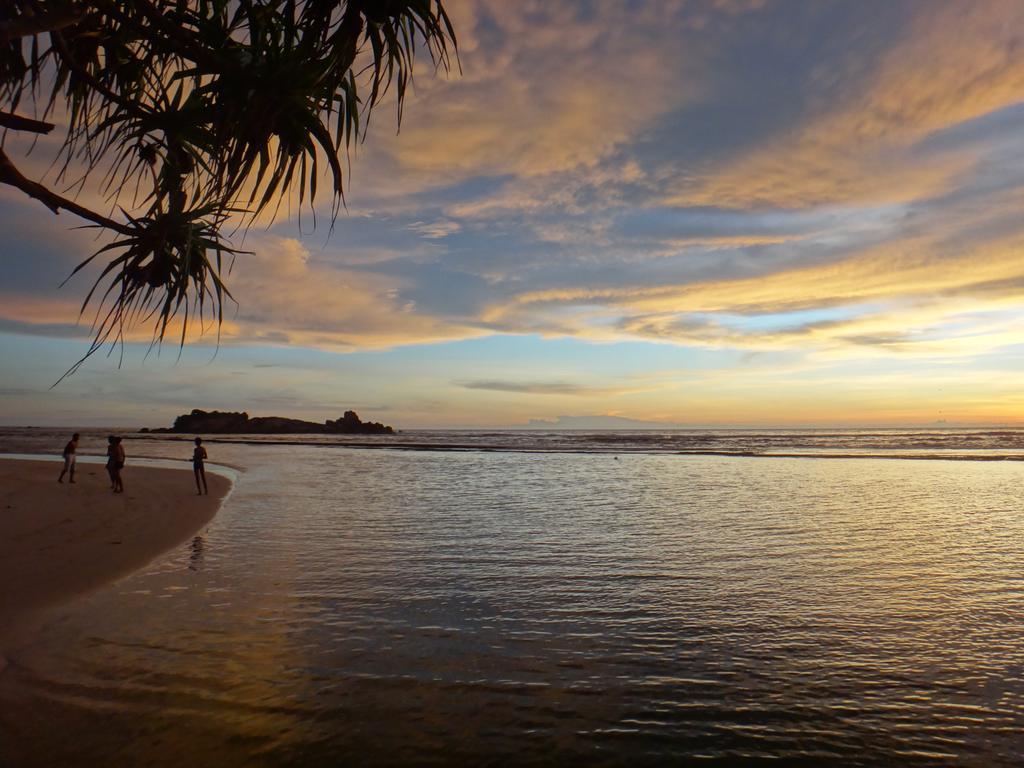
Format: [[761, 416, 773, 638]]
[[0, 0, 456, 380]]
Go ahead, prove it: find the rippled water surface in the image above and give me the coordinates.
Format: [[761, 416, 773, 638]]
[[2, 430, 1024, 765]]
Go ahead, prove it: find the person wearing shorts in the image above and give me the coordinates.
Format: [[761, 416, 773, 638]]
[[58, 433, 79, 483], [107, 435, 125, 493], [193, 437, 208, 495]]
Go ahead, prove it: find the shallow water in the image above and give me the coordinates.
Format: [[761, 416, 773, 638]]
[[2, 432, 1024, 765]]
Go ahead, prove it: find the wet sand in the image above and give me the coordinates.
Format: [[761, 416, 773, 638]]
[[0, 458, 230, 659]]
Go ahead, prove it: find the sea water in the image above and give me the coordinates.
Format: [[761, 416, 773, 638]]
[[1, 428, 1024, 765]]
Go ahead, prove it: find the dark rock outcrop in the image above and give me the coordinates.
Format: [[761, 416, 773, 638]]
[[146, 409, 393, 435]]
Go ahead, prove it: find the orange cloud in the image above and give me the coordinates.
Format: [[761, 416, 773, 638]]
[[222, 236, 485, 350], [357, 1, 724, 189], [482, 206, 1024, 361], [673, 0, 1024, 208]]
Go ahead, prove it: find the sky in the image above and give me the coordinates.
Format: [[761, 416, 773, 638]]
[[4, 0, 1024, 428]]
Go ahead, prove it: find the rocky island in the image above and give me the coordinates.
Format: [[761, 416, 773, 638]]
[[142, 409, 394, 435]]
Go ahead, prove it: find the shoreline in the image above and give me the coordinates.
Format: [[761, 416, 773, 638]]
[[0, 458, 231, 665]]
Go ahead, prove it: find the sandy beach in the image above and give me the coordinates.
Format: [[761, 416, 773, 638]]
[[0, 458, 230, 654]]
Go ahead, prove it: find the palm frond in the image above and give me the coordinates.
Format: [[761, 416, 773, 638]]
[[0, 0, 458, 380]]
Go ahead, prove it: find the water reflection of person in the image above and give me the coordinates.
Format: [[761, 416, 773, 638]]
[[192, 437, 208, 495], [189, 535, 205, 571]]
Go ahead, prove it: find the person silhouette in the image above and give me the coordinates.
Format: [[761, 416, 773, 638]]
[[114, 437, 125, 493], [107, 436, 125, 493], [58, 433, 79, 483], [192, 437, 208, 495]]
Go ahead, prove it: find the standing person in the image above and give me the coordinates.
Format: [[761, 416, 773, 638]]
[[107, 436, 125, 493], [113, 436, 126, 493], [192, 437, 208, 495], [105, 438, 118, 493], [58, 433, 79, 483], [105, 436, 118, 491]]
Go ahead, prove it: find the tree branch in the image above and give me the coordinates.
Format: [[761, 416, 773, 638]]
[[0, 5, 83, 41], [0, 148, 133, 235], [0, 111, 56, 133]]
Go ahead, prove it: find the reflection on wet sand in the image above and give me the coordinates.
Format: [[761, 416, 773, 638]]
[[189, 536, 205, 572]]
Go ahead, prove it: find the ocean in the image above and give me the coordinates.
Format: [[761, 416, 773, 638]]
[[2, 427, 1024, 765]]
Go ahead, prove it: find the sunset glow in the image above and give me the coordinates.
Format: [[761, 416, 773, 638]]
[[4, 0, 1024, 427]]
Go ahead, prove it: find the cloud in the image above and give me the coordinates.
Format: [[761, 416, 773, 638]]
[[671, 1, 1024, 208], [459, 379, 623, 396], [406, 219, 462, 239], [349, 0, 775, 204], [474, 187, 1024, 367], [219, 236, 488, 350], [616, 295, 1024, 361], [379, 2, 685, 178], [0, 317, 92, 339], [521, 414, 686, 429]]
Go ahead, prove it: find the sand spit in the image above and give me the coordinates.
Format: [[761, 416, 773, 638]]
[[0, 458, 230, 663]]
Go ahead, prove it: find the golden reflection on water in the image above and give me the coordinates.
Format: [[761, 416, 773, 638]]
[[2, 447, 1024, 765]]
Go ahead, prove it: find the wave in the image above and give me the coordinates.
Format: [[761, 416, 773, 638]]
[[6, 426, 1024, 462], [127, 430, 1024, 461]]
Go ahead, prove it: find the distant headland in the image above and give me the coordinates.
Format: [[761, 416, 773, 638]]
[[141, 409, 394, 435]]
